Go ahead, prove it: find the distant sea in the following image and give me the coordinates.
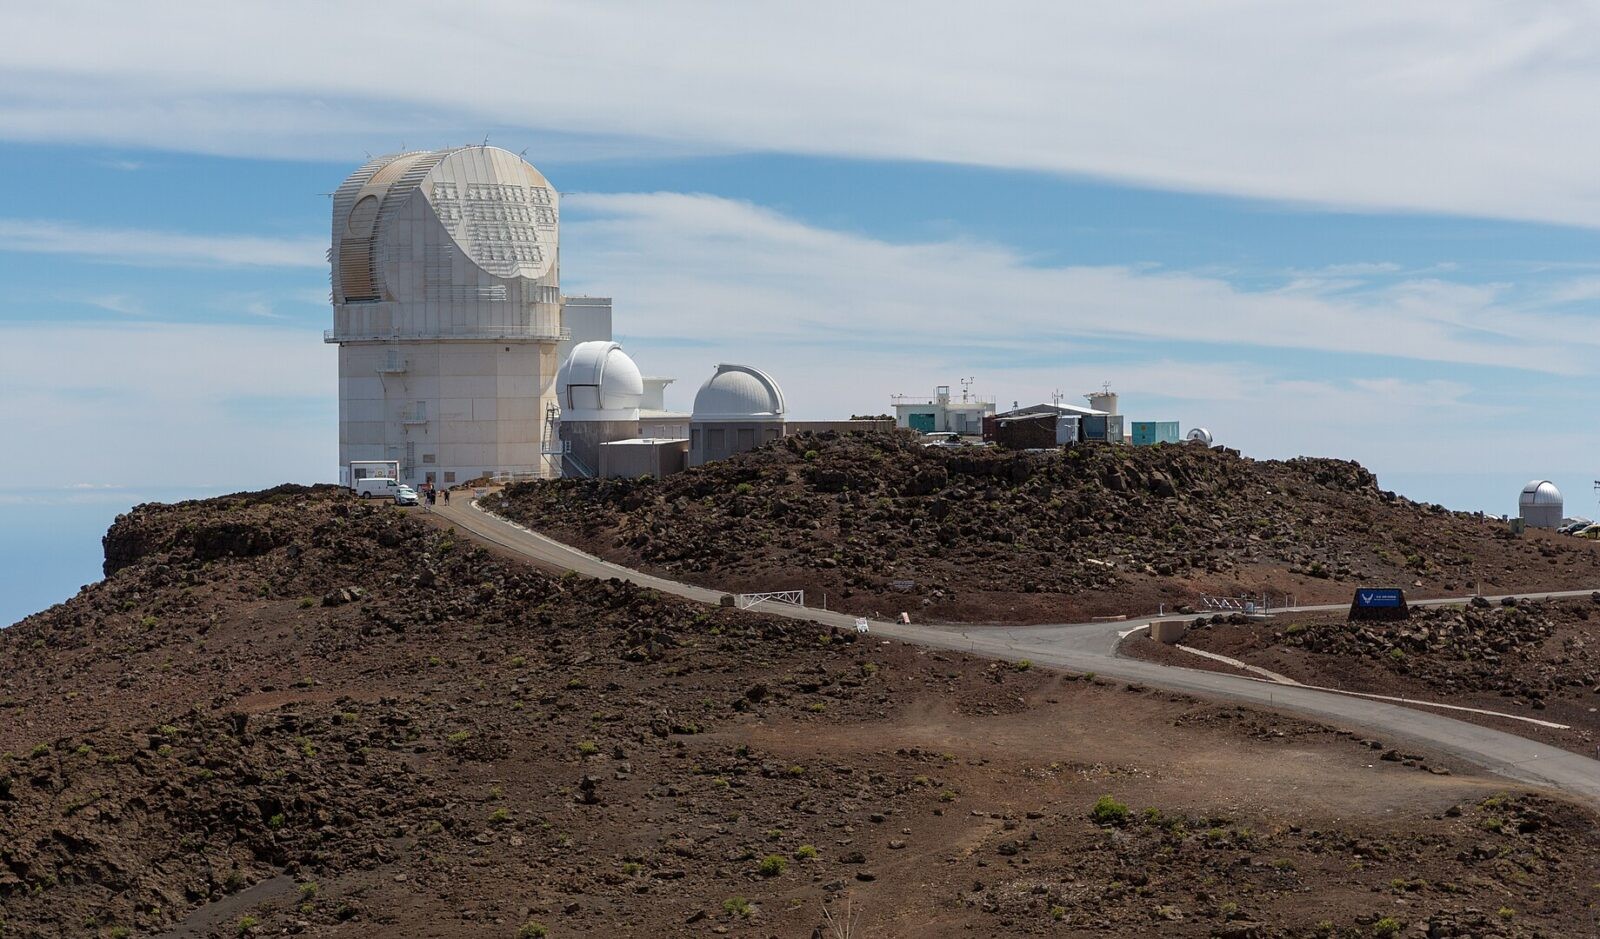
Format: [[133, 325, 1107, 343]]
[[1, 488, 227, 627]]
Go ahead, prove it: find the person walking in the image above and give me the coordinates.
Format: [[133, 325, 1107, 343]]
[[442, 488, 451, 505]]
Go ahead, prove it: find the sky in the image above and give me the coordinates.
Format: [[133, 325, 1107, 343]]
[[4, 1, 1600, 624]]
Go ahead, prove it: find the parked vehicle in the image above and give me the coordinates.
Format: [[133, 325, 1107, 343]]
[[354, 476, 400, 499], [394, 485, 419, 506]]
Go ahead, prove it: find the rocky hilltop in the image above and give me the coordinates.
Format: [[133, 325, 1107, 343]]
[[489, 432, 1600, 622], [3, 486, 1600, 936]]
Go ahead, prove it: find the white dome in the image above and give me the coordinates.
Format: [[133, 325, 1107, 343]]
[[331, 145, 558, 305], [557, 341, 644, 420], [1520, 480, 1563, 507], [692, 364, 786, 422]]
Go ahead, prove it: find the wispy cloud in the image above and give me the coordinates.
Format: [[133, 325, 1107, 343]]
[[0, 321, 335, 489], [564, 192, 1594, 375], [2, 3, 1600, 226], [0, 218, 323, 268], [84, 293, 145, 316], [93, 157, 143, 171]]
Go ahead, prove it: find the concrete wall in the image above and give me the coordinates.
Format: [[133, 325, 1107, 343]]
[[640, 414, 690, 439], [558, 418, 640, 478], [599, 439, 689, 479], [557, 296, 613, 367], [1521, 504, 1563, 529], [339, 340, 557, 485], [690, 420, 784, 466]]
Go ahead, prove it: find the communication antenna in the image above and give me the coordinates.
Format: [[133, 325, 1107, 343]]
[[959, 376, 975, 403], [1051, 388, 1064, 407], [482, 133, 491, 147]]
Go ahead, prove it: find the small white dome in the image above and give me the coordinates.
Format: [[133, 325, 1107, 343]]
[[692, 364, 786, 422], [557, 341, 644, 419], [1520, 480, 1562, 507]]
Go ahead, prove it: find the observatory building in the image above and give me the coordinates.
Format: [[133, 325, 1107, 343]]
[[328, 145, 592, 486], [553, 340, 646, 477], [1519, 480, 1563, 529], [690, 364, 787, 466]]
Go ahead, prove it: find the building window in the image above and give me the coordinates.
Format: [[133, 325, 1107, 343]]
[[422, 453, 436, 464], [444, 471, 456, 483]]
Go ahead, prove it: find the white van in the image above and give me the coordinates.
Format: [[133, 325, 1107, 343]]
[[353, 477, 400, 499]]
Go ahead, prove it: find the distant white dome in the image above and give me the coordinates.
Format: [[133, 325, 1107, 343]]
[[1520, 480, 1563, 507], [692, 364, 786, 422], [557, 341, 644, 420]]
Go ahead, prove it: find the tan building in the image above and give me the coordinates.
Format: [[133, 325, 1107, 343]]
[[327, 146, 572, 486]]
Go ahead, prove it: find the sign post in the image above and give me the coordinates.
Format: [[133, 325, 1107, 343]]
[[1349, 588, 1409, 622]]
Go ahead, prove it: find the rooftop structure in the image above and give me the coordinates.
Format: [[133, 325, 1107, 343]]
[[892, 382, 995, 436]]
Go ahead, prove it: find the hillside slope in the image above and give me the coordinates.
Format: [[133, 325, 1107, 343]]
[[489, 433, 1600, 622], [3, 487, 1599, 937]]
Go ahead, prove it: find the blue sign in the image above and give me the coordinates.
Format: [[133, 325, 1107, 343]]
[[1354, 589, 1403, 608]]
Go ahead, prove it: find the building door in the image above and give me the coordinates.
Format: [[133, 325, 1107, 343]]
[[909, 412, 936, 433]]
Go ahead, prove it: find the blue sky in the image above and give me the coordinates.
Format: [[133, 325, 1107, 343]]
[[4, 1, 1600, 624]]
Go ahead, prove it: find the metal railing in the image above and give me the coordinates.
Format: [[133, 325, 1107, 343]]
[[325, 323, 571, 343], [890, 394, 996, 406]]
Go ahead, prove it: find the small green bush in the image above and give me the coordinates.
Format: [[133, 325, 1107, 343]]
[[577, 740, 598, 756], [723, 896, 752, 917], [1372, 917, 1401, 938], [758, 854, 786, 877], [517, 922, 549, 938], [1090, 794, 1130, 826], [1014, 659, 1032, 671], [794, 844, 818, 860], [237, 916, 259, 936]]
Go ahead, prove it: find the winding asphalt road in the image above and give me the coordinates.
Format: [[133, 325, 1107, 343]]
[[432, 497, 1600, 805]]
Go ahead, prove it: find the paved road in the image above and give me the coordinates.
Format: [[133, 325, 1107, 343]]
[[433, 497, 1600, 804]]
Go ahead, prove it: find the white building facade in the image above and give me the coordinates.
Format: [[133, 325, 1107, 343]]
[[327, 146, 574, 486]]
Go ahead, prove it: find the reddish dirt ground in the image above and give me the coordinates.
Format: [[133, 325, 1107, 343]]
[[2, 487, 1599, 938]]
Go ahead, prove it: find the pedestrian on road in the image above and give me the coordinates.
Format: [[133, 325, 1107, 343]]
[[442, 488, 450, 505]]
